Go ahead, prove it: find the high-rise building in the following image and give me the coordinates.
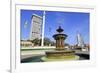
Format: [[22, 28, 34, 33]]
[[30, 14, 42, 40], [77, 33, 85, 48]]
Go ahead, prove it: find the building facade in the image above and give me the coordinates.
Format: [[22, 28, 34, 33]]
[[30, 14, 42, 40], [77, 33, 85, 48], [21, 40, 33, 47]]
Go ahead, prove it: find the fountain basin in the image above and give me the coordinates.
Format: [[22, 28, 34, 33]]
[[41, 50, 79, 61], [41, 55, 79, 62], [46, 50, 75, 58]]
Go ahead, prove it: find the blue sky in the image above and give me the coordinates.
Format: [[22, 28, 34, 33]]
[[21, 9, 90, 45]]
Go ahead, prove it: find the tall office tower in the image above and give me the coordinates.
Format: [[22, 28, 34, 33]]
[[30, 14, 42, 40], [77, 33, 85, 48]]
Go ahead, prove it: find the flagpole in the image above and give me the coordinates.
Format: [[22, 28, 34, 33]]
[[41, 11, 45, 46]]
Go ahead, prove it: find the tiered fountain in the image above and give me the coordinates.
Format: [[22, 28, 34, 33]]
[[42, 26, 79, 61]]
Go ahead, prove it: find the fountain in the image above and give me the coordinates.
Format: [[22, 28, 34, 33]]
[[42, 26, 79, 61]]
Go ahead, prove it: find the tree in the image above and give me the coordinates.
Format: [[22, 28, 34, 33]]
[[65, 43, 70, 46], [50, 41, 55, 46], [31, 37, 55, 46], [44, 37, 51, 46], [31, 38, 40, 46]]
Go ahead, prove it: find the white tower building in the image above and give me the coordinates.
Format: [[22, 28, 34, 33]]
[[77, 33, 85, 48], [30, 14, 42, 40]]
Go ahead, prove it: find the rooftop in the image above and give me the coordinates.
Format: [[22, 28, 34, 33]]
[[31, 14, 42, 19]]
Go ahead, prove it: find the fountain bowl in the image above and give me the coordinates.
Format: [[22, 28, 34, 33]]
[[41, 50, 79, 62]]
